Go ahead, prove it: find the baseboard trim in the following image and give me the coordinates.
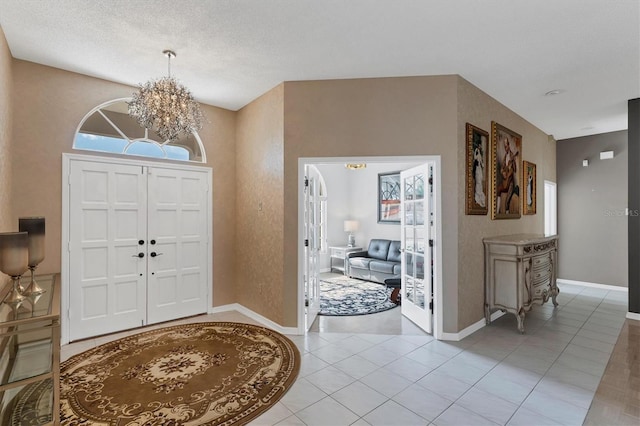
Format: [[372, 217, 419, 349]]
[[557, 278, 628, 292], [626, 312, 640, 321], [209, 304, 301, 335], [440, 311, 505, 342]]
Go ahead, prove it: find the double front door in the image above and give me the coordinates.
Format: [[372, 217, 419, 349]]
[[67, 158, 210, 341]]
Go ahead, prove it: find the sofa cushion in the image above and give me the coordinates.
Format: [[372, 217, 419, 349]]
[[367, 239, 391, 261], [387, 240, 402, 262], [349, 257, 373, 269], [369, 260, 396, 274]]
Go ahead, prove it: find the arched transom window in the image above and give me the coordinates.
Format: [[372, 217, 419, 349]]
[[73, 98, 206, 163]]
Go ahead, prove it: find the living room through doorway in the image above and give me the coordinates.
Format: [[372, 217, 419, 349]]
[[299, 156, 443, 339]]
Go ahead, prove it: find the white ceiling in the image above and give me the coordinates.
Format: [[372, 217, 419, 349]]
[[1, 0, 638, 140]]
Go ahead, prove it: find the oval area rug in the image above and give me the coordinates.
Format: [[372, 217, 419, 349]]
[[60, 322, 300, 425], [319, 276, 398, 316]]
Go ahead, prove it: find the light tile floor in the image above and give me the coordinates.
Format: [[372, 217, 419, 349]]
[[61, 283, 629, 426]]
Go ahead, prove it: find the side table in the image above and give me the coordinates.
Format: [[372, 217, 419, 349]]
[[329, 246, 363, 275]]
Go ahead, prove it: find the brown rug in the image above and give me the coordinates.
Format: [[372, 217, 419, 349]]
[[60, 322, 300, 425]]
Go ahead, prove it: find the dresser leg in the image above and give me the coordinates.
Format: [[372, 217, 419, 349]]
[[517, 311, 526, 333], [551, 286, 559, 307]]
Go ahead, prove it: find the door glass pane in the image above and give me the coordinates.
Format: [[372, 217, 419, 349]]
[[415, 201, 424, 226], [404, 252, 414, 277], [414, 277, 426, 309], [406, 278, 415, 303], [405, 203, 414, 225], [416, 228, 425, 254], [405, 232, 415, 252], [415, 173, 425, 200], [404, 176, 414, 200], [415, 255, 425, 280]]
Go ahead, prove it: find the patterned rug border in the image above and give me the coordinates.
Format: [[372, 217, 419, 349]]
[[60, 321, 301, 425], [319, 276, 399, 316]]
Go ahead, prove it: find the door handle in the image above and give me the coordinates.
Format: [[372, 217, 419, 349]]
[[150, 252, 163, 257], [132, 252, 145, 258]]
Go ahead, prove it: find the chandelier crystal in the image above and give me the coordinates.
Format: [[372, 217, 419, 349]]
[[128, 50, 204, 142]]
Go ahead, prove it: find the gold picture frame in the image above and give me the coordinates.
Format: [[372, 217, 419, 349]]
[[523, 161, 536, 215], [491, 122, 522, 219], [465, 123, 489, 215]]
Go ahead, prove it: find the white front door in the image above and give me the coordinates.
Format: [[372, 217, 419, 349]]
[[68, 161, 147, 340], [304, 171, 321, 330], [147, 167, 209, 324], [400, 163, 434, 334], [67, 157, 210, 341]]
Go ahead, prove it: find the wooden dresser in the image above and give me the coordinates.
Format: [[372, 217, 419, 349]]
[[483, 234, 559, 333]]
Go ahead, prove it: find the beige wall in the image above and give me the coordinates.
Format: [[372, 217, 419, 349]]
[[235, 85, 286, 323], [10, 60, 237, 307], [283, 76, 460, 329], [2, 35, 556, 333], [456, 77, 556, 330], [0, 27, 13, 295]]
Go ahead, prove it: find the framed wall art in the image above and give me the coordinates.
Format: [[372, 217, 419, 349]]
[[491, 122, 522, 219], [378, 171, 401, 223], [465, 123, 489, 215], [523, 161, 536, 215]]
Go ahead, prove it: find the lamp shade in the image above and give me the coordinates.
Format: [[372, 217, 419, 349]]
[[344, 220, 359, 233], [0, 232, 29, 277], [19, 217, 45, 266]]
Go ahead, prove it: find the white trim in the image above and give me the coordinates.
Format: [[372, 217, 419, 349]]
[[209, 303, 301, 335], [626, 312, 640, 321], [557, 278, 628, 292], [61, 153, 213, 345], [440, 311, 505, 342], [298, 155, 444, 339]]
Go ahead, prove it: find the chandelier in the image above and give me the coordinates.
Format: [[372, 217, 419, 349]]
[[128, 50, 204, 142]]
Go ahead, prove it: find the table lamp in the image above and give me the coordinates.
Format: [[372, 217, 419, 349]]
[[0, 231, 30, 311], [344, 220, 359, 247]]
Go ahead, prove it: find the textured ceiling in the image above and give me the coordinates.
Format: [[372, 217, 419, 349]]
[[0, 0, 638, 139]]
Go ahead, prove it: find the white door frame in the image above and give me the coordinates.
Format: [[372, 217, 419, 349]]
[[297, 156, 443, 340], [61, 153, 213, 344]]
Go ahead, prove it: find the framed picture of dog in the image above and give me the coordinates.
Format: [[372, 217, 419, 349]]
[[523, 161, 536, 215], [465, 123, 489, 215], [490, 122, 522, 219]]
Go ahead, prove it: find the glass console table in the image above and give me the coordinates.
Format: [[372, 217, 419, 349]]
[[0, 273, 60, 425]]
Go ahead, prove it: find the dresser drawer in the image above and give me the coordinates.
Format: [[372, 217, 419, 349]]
[[532, 266, 552, 286], [532, 281, 550, 298], [532, 254, 550, 269]]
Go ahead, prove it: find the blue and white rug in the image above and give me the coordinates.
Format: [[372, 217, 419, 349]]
[[319, 276, 398, 316]]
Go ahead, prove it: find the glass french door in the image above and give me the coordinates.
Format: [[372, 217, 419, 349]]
[[400, 163, 434, 334], [304, 172, 321, 330]]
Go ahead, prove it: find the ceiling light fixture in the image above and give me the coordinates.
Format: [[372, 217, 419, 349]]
[[128, 50, 204, 142], [345, 163, 367, 170]]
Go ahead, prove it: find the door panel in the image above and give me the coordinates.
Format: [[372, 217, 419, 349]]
[[304, 166, 323, 331], [68, 159, 210, 341], [147, 167, 208, 324], [69, 161, 147, 341], [400, 163, 433, 334]]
